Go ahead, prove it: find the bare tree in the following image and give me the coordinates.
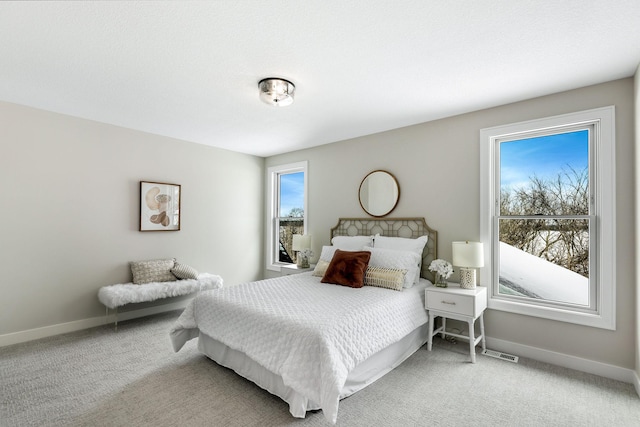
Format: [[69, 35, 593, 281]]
[[500, 167, 589, 277], [279, 207, 304, 263], [288, 207, 304, 217]]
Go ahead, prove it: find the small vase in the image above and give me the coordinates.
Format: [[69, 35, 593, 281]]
[[297, 255, 310, 269], [434, 273, 448, 288]]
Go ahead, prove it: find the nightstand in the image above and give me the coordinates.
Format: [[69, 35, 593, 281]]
[[280, 264, 314, 276], [425, 283, 487, 363]]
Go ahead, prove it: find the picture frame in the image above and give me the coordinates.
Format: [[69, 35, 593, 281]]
[[139, 181, 181, 231]]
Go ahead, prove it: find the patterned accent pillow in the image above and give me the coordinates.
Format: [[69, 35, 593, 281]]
[[171, 262, 199, 280], [364, 266, 407, 291], [312, 259, 330, 277], [130, 258, 177, 284], [321, 250, 371, 288]]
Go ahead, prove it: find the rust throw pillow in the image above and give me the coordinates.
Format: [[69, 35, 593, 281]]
[[321, 249, 371, 288]]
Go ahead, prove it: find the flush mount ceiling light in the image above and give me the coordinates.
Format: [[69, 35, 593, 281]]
[[258, 78, 295, 107]]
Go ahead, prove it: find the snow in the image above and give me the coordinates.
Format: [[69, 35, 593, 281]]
[[499, 242, 589, 306]]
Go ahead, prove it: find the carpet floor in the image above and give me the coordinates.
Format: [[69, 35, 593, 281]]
[[2, 310, 639, 426]]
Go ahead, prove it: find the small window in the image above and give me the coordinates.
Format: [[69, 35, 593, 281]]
[[480, 107, 615, 329], [267, 162, 308, 271]]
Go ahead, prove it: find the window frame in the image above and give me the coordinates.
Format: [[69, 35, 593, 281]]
[[266, 161, 308, 272], [480, 106, 616, 330]]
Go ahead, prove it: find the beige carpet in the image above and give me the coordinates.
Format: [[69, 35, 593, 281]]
[[2, 310, 639, 426]]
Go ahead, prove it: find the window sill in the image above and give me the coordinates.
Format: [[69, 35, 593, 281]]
[[488, 297, 615, 330]]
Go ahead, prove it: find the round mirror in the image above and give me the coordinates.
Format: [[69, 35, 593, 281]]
[[358, 170, 400, 217]]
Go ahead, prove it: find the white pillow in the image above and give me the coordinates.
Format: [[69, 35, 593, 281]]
[[373, 234, 428, 284], [373, 234, 428, 253], [331, 235, 374, 250], [318, 245, 340, 261], [364, 247, 421, 288]]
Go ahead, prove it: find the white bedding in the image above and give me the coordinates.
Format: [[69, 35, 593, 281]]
[[170, 272, 429, 423]]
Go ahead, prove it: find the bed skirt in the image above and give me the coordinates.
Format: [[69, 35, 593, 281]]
[[196, 322, 430, 419]]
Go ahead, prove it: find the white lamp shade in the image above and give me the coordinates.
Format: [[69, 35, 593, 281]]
[[292, 234, 311, 251], [452, 241, 484, 268]]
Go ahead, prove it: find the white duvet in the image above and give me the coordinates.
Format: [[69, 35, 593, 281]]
[[170, 273, 428, 423]]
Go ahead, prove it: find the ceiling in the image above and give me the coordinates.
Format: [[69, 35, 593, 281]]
[[1, 1, 639, 158]]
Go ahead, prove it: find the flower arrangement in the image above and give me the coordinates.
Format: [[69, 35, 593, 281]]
[[428, 259, 453, 287], [299, 248, 314, 260]]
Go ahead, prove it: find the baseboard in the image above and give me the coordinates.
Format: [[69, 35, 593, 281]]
[[485, 336, 637, 385], [0, 301, 190, 348]]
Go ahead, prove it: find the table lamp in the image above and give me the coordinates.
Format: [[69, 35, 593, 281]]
[[452, 241, 484, 289], [292, 234, 312, 268]]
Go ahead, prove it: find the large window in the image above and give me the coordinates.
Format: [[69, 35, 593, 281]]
[[480, 107, 615, 329], [266, 161, 308, 271]]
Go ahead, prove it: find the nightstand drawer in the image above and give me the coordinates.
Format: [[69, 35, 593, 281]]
[[426, 292, 475, 316], [425, 285, 487, 317]]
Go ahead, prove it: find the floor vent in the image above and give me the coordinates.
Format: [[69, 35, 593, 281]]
[[482, 349, 519, 363]]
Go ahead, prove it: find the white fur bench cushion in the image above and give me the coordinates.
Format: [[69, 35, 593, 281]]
[[98, 273, 223, 309]]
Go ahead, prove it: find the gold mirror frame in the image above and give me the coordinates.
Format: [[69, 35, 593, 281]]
[[358, 170, 400, 217]]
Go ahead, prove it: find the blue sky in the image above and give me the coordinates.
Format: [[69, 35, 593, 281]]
[[280, 172, 304, 216], [500, 130, 589, 190]]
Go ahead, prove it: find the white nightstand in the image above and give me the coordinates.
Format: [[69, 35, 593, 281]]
[[280, 264, 314, 276], [425, 283, 487, 363]]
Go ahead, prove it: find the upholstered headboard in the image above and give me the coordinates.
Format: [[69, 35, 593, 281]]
[[330, 218, 438, 282]]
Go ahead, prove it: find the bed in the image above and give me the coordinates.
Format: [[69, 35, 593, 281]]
[[170, 218, 438, 423]]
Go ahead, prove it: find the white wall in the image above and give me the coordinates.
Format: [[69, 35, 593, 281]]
[[266, 78, 636, 370], [0, 101, 264, 339]]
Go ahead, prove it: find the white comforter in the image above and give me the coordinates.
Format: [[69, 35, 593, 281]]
[[170, 273, 428, 423]]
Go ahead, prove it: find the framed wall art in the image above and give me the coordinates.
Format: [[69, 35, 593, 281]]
[[139, 181, 181, 231]]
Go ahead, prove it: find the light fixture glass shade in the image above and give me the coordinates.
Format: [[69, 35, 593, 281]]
[[259, 78, 295, 107], [292, 234, 311, 251], [452, 241, 484, 268]]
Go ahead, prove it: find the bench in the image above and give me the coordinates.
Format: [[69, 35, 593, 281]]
[[98, 273, 223, 330]]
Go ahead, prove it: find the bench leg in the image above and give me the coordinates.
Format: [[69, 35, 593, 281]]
[[105, 306, 118, 331]]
